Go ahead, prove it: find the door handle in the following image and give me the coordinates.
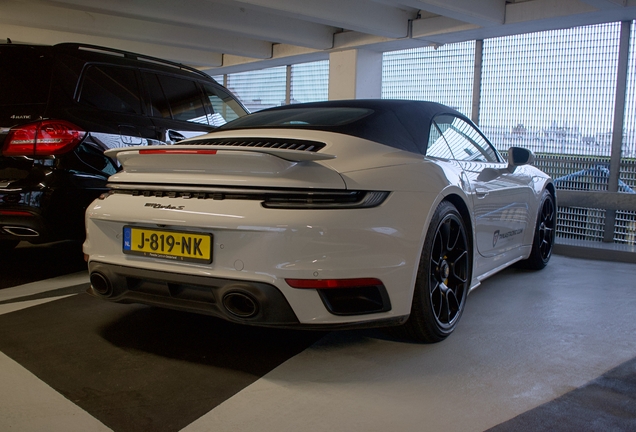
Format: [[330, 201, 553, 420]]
[[476, 189, 489, 199]]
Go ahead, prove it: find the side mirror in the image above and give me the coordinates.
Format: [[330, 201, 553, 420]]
[[166, 129, 187, 144], [507, 146, 534, 172]]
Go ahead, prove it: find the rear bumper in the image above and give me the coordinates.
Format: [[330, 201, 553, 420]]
[[0, 186, 104, 244], [88, 261, 300, 325], [0, 207, 53, 243], [88, 261, 408, 330]]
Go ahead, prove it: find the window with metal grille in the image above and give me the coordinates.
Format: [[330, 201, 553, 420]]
[[222, 67, 287, 113], [291, 60, 329, 104], [381, 42, 475, 116], [622, 21, 636, 192], [211, 61, 329, 113], [481, 23, 621, 160], [479, 23, 625, 243], [557, 206, 606, 242], [380, 23, 634, 245]]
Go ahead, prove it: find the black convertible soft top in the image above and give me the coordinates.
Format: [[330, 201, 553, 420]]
[[216, 99, 470, 155]]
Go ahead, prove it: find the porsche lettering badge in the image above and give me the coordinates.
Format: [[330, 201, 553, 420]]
[[493, 229, 523, 247]]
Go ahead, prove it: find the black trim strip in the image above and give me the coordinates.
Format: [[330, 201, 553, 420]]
[[181, 137, 326, 152], [106, 186, 390, 209]]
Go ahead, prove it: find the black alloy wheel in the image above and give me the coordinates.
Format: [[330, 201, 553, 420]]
[[518, 190, 556, 270], [537, 192, 556, 262], [400, 201, 471, 343], [429, 211, 469, 330]]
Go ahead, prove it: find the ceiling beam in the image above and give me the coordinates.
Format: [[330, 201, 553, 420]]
[[0, 24, 224, 67], [47, 0, 336, 50], [412, 0, 636, 45], [412, 16, 481, 40], [506, 0, 598, 24], [0, 0, 272, 58], [579, 0, 626, 8], [332, 31, 433, 52], [227, 0, 417, 38], [207, 31, 432, 75], [214, 47, 328, 75], [385, 0, 505, 26]]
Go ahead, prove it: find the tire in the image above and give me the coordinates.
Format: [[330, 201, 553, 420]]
[[399, 201, 471, 343], [518, 190, 556, 270]]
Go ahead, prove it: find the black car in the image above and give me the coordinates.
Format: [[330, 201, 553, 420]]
[[0, 42, 247, 252]]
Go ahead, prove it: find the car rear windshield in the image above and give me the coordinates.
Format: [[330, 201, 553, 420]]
[[0, 46, 54, 106], [220, 107, 373, 129], [217, 105, 425, 154]]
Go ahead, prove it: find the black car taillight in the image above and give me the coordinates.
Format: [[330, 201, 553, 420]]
[[3, 120, 86, 156]]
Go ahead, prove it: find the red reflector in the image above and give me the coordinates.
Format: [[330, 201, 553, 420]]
[[0, 210, 33, 216], [139, 149, 218, 155], [285, 278, 382, 289], [4, 120, 85, 156]]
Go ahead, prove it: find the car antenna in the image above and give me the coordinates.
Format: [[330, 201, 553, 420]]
[[6, 38, 12, 44]]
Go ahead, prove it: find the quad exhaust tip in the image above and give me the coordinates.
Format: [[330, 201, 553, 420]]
[[222, 291, 259, 318], [88, 273, 260, 319], [90, 272, 113, 297], [2, 226, 39, 237]]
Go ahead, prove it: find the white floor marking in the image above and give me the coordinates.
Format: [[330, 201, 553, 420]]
[[0, 271, 89, 302], [0, 351, 111, 432], [0, 295, 77, 316]]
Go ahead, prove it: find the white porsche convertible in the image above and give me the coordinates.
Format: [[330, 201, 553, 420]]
[[84, 100, 556, 342]]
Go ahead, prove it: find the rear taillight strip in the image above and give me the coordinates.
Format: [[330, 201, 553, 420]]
[[0, 210, 34, 217], [106, 186, 390, 209]]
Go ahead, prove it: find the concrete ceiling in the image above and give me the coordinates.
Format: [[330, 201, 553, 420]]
[[1, 0, 636, 74]]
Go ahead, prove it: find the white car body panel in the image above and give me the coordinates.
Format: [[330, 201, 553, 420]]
[[85, 189, 438, 323], [83, 101, 554, 333]]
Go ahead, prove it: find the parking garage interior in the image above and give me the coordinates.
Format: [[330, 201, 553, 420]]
[[1, 0, 636, 431]]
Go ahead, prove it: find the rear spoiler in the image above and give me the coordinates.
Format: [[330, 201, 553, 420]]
[[105, 145, 336, 163]]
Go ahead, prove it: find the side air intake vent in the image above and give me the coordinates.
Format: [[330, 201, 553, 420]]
[[181, 138, 326, 152]]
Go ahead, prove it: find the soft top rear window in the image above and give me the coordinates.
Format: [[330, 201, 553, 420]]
[[0, 46, 53, 106], [219, 107, 372, 129], [212, 100, 462, 155]]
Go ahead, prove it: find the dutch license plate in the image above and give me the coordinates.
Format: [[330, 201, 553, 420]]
[[123, 226, 212, 264]]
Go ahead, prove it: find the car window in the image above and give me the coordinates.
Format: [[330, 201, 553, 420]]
[[202, 83, 247, 126], [432, 115, 499, 162], [158, 75, 208, 124], [75, 144, 118, 175], [427, 123, 454, 159], [143, 72, 172, 119], [148, 73, 209, 124], [79, 65, 143, 115], [220, 107, 372, 129]]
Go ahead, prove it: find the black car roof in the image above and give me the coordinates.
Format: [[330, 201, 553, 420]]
[[218, 99, 470, 154], [0, 42, 211, 81], [53, 43, 213, 81]]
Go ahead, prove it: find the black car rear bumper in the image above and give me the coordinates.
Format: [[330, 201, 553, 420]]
[[0, 178, 106, 244]]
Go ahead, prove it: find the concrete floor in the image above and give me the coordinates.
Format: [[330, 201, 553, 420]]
[[0, 253, 635, 431]]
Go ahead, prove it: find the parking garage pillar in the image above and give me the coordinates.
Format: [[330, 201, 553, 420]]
[[328, 49, 382, 100]]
